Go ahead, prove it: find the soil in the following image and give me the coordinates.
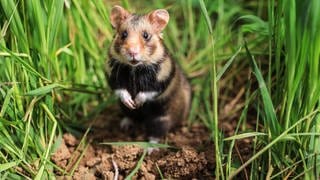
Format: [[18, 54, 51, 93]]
[[52, 105, 216, 179]]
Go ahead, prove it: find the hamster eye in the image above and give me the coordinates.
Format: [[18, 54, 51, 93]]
[[142, 31, 150, 40], [121, 30, 128, 40]]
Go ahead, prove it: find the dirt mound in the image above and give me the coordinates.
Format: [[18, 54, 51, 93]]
[[156, 147, 207, 178], [52, 121, 213, 179]]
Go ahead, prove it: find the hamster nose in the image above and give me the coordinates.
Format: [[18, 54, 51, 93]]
[[128, 47, 140, 57]]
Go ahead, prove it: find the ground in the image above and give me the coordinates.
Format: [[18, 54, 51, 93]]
[[52, 103, 252, 179]]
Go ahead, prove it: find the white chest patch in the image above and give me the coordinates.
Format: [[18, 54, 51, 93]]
[[134, 91, 158, 107]]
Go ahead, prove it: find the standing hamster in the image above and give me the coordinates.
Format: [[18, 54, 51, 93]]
[[106, 5, 191, 141]]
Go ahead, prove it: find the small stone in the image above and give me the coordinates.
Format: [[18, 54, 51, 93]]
[[86, 157, 101, 167]]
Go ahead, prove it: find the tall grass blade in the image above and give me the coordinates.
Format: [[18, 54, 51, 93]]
[[0, 161, 20, 172], [216, 46, 241, 82], [25, 83, 63, 96], [0, 87, 14, 117], [198, 0, 223, 179], [244, 42, 280, 136], [125, 149, 147, 180]]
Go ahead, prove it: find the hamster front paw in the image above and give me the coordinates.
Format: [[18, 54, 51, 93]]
[[134, 91, 158, 107], [134, 92, 147, 107], [115, 89, 136, 109]]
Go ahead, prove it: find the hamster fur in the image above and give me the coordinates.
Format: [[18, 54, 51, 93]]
[[106, 5, 191, 140]]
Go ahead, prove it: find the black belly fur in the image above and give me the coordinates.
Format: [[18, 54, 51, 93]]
[[108, 59, 174, 98], [107, 58, 175, 122]]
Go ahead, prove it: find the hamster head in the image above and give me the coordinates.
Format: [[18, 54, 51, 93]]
[[109, 5, 169, 66]]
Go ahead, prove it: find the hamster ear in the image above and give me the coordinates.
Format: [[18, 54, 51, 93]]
[[110, 5, 130, 29], [148, 9, 169, 33]]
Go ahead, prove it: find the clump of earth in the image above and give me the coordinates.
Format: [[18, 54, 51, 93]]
[[52, 105, 252, 179]]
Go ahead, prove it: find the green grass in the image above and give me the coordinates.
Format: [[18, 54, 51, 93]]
[[0, 0, 319, 179]]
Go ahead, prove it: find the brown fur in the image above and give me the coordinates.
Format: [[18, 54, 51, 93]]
[[159, 63, 191, 125], [109, 6, 166, 66], [107, 6, 191, 137]]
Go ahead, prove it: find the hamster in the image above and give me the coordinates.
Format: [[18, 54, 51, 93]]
[[106, 5, 191, 141]]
